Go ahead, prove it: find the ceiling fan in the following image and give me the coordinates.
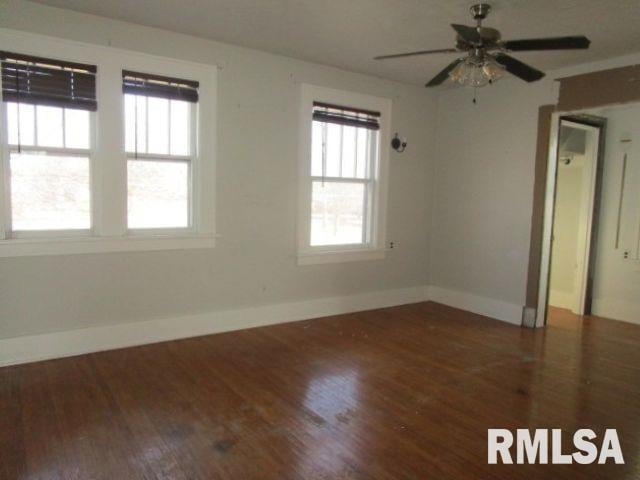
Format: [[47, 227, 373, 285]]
[[374, 3, 591, 88]]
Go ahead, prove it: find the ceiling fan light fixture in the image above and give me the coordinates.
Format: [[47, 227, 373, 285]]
[[482, 55, 506, 83], [448, 55, 504, 87]]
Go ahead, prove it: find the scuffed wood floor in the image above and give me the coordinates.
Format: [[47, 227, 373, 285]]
[[1, 302, 639, 479]]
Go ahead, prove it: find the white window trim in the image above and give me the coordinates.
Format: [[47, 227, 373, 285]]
[[297, 84, 391, 265], [0, 28, 217, 257], [124, 94, 197, 233], [3, 106, 96, 236]]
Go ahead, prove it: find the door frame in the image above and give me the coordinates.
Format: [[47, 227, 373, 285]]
[[535, 112, 607, 327]]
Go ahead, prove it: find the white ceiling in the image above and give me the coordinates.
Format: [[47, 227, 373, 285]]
[[30, 0, 640, 86]]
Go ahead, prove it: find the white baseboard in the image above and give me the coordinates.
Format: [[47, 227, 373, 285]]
[[0, 284, 528, 367], [592, 298, 640, 325], [548, 289, 575, 310], [0, 285, 429, 367], [427, 286, 523, 326]]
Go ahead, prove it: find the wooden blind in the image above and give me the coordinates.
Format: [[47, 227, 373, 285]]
[[1, 51, 97, 111], [312, 102, 380, 130], [122, 70, 199, 103]]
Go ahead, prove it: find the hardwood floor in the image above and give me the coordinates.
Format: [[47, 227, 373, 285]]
[[547, 305, 623, 329], [1, 301, 639, 479]]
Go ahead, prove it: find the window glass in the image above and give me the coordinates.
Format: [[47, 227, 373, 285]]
[[170, 100, 190, 156], [10, 152, 90, 230], [325, 123, 342, 177], [311, 181, 364, 246], [147, 97, 169, 155], [36, 106, 64, 148], [125, 94, 191, 156], [7, 103, 35, 146], [64, 109, 90, 149], [125, 92, 194, 229], [341, 125, 357, 178], [356, 129, 369, 179], [311, 121, 324, 177], [127, 160, 189, 229]]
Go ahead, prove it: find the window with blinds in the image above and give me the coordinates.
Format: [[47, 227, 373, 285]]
[[309, 102, 380, 247], [122, 70, 199, 230], [1, 52, 96, 233]]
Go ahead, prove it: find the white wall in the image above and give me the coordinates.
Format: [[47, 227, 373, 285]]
[[431, 51, 640, 320], [0, 0, 436, 340], [2, 0, 640, 350], [590, 103, 640, 324], [549, 157, 584, 309]]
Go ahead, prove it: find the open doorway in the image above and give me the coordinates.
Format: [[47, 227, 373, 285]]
[[538, 103, 640, 327], [537, 114, 607, 326], [548, 119, 602, 316]]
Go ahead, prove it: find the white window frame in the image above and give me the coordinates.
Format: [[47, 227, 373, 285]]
[[3, 103, 96, 238], [0, 29, 217, 257], [123, 92, 197, 234], [297, 84, 391, 265]]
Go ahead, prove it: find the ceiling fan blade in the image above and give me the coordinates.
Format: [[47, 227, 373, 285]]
[[504, 36, 591, 51], [426, 58, 464, 87], [374, 48, 457, 60], [494, 53, 545, 82], [451, 24, 482, 44]]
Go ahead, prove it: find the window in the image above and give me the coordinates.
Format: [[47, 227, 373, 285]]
[[0, 32, 217, 257], [310, 103, 378, 246], [1, 52, 95, 234], [123, 71, 198, 230], [298, 85, 391, 264]]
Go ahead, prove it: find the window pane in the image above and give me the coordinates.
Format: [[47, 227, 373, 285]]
[[64, 108, 90, 149], [325, 123, 342, 177], [311, 121, 324, 176], [148, 97, 169, 154], [36, 106, 64, 147], [128, 160, 189, 229], [124, 95, 147, 154], [170, 100, 190, 156], [7, 102, 35, 146], [311, 181, 365, 246], [356, 128, 369, 179], [341, 125, 357, 178], [10, 152, 90, 230], [124, 94, 136, 152]]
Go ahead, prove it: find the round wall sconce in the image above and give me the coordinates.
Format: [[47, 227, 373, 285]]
[[391, 133, 407, 153]]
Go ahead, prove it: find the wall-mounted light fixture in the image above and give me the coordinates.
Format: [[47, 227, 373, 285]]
[[391, 133, 407, 153]]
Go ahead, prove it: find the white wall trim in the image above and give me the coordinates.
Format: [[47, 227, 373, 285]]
[[0, 284, 532, 366], [297, 248, 386, 265], [0, 233, 218, 257], [427, 286, 523, 326], [0, 285, 429, 367]]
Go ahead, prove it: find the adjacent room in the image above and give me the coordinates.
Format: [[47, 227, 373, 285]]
[[1, 1, 639, 479]]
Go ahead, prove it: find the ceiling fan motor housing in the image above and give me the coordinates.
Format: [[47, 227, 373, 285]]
[[471, 3, 491, 21]]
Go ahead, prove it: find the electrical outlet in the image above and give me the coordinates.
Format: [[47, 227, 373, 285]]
[[623, 250, 630, 259], [389, 241, 395, 250]]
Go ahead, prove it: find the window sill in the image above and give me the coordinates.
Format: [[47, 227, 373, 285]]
[[0, 233, 218, 258], [297, 248, 386, 266]]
